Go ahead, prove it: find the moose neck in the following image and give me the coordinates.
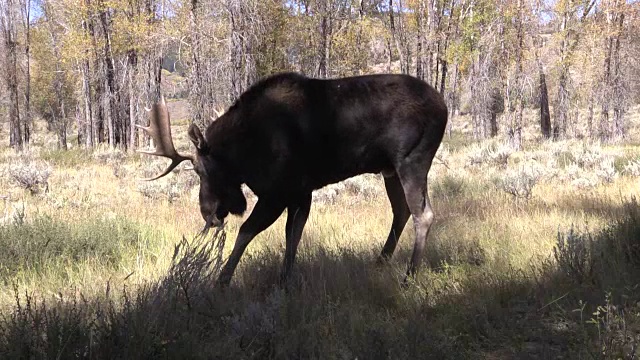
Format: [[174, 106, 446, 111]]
[[205, 111, 254, 188]]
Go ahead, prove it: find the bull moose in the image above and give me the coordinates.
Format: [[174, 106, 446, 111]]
[[139, 72, 448, 286]]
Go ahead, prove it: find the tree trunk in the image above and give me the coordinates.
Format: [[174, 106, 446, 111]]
[[600, 24, 614, 141], [439, 59, 447, 95], [104, 75, 114, 145], [79, 1, 94, 147], [128, 53, 137, 151], [81, 59, 93, 147], [415, 0, 426, 80], [44, 1, 68, 150], [85, 0, 104, 144], [489, 86, 500, 138], [587, 99, 594, 138], [1, 0, 23, 149], [52, 62, 68, 150], [388, 0, 397, 69], [490, 113, 498, 137], [6, 38, 22, 149], [388, 0, 410, 74], [229, 1, 244, 99], [533, 14, 551, 140], [539, 69, 551, 139], [384, 33, 391, 70], [95, 67, 105, 144], [98, 4, 119, 147], [318, 3, 329, 78], [57, 96, 68, 150], [446, 62, 458, 137], [21, 0, 31, 146], [511, 0, 524, 150], [611, 6, 625, 139], [554, 9, 570, 139], [427, 0, 437, 84]]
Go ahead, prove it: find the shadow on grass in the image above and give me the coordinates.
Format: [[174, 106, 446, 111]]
[[1, 201, 639, 359]]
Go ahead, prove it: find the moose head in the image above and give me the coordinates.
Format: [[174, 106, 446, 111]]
[[137, 98, 246, 231]]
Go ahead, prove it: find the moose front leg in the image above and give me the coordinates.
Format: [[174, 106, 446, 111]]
[[216, 197, 286, 287]]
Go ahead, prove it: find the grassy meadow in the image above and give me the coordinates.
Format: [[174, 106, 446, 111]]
[[0, 105, 639, 359]]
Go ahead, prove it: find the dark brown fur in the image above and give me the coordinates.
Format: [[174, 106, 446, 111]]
[[186, 72, 448, 286]]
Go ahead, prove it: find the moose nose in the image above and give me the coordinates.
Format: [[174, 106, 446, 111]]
[[200, 204, 215, 223], [204, 214, 223, 228]]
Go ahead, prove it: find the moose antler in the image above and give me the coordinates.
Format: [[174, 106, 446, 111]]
[[137, 97, 194, 181]]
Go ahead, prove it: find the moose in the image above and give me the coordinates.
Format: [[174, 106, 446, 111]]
[[139, 72, 448, 286]]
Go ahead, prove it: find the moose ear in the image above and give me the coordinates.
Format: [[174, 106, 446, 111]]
[[188, 123, 208, 153]]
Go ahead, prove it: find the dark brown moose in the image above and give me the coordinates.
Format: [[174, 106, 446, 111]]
[[139, 72, 448, 286]]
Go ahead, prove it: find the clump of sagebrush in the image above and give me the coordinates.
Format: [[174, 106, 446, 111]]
[[0, 286, 95, 359], [0, 200, 26, 226], [93, 145, 126, 165], [137, 164, 198, 203], [312, 185, 340, 205], [112, 162, 129, 179], [553, 197, 640, 286], [312, 174, 383, 205], [595, 157, 618, 183], [160, 227, 227, 306], [560, 161, 600, 189], [570, 142, 609, 170], [466, 142, 513, 168], [623, 159, 640, 177], [495, 166, 540, 200], [342, 174, 382, 200], [554, 226, 595, 284], [8, 161, 52, 195]]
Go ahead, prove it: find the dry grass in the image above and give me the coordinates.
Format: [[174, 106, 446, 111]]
[[0, 114, 639, 358]]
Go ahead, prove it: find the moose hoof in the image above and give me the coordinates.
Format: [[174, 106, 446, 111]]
[[400, 276, 411, 289], [215, 276, 232, 288]]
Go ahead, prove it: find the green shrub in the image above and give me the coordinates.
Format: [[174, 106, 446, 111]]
[[622, 158, 640, 176], [555, 150, 575, 169], [0, 215, 144, 279], [40, 148, 92, 168], [554, 197, 640, 286], [432, 174, 466, 200]]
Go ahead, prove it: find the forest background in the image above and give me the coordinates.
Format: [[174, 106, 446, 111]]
[[1, 0, 640, 358], [1, 0, 639, 151]]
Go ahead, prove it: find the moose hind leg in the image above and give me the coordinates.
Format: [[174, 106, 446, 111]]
[[406, 184, 434, 278], [281, 193, 312, 284], [398, 159, 436, 280], [378, 174, 410, 263]]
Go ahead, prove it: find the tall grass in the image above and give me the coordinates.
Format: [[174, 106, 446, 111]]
[[0, 199, 638, 359], [0, 215, 141, 277]]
